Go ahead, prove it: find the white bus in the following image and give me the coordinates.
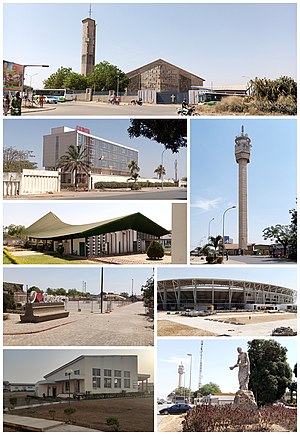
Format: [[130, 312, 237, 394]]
[[33, 88, 74, 103]]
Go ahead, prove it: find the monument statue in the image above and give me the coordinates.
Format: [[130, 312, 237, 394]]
[[229, 346, 257, 410], [229, 346, 250, 390]]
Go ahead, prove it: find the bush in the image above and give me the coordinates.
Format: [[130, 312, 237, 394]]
[[64, 407, 76, 423], [106, 416, 121, 432], [3, 293, 16, 312], [215, 96, 245, 113], [147, 241, 164, 259]]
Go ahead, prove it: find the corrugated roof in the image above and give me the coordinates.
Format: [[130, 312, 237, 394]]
[[25, 211, 170, 240]]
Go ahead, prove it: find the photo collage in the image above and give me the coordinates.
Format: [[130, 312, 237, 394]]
[[2, 2, 297, 433]]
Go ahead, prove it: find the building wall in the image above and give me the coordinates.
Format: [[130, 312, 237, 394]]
[[43, 128, 77, 169], [171, 203, 187, 264], [3, 169, 61, 196], [38, 356, 139, 397]]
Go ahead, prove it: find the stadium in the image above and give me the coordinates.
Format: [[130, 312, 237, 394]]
[[157, 278, 296, 311]]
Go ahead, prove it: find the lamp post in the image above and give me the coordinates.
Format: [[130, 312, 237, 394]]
[[26, 73, 38, 88], [65, 368, 73, 407], [208, 217, 214, 242], [187, 353, 192, 403], [161, 149, 167, 189], [116, 75, 120, 97], [222, 206, 236, 256], [21, 64, 49, 96]]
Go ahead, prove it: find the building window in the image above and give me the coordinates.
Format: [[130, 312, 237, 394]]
[[124, 379, 130, 388], [74, 370, 80, 375], [65, 380, 70, 392], [104, 369, 111, 376], [114, 378, 121, 388], [104, 378, 112, 388], [92, 368, 101, 376], [92, 377, 101, 389], [114, 370, 122, 377], [124, 371, 130, 378]]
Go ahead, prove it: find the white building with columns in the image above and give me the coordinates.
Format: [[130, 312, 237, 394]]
[[3, 169, 61, 196]]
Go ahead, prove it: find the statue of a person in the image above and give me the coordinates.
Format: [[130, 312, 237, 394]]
[[229, 347, 250, 390]]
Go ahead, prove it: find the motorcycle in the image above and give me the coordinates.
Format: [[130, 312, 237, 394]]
[[108, 96, 120, 105], [177, 105, 197, 116], [131, 98, 143, 106]]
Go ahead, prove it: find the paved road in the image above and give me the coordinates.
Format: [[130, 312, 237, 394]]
[[157, 312, 297, 336], [4, 301, 154, 346], [191, 255, 296, 265], [10, 188, 187, 201], [22, 101, 182, 117]]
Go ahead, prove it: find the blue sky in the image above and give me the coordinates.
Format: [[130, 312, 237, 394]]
[[3, 202, 172, 230], [3, 3, 296, 89], [3, 266, 153, 295], [157, 338, 297, 398], [3, 119, 187, 180], [4, 349, 154, 383], [190, 119, 297, 248], [157, 266, 297, 291]]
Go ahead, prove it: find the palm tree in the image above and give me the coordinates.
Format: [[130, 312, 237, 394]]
[[127, 160, 140, 188], [208, 235, 223, 255], [154, 164, 166, 180], [58, 145, 91, 189]]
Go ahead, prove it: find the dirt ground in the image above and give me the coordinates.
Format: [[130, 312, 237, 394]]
[[8, 396, 154, 432], [158, 414, 184, 432], [211, 313, 296, 325], [158, 320, 216, 336]]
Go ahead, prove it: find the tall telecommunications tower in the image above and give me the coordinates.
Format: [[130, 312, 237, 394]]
[[235, 126, 252, 251], [178, 362, 184, 388], [198, 341, 204, 390]]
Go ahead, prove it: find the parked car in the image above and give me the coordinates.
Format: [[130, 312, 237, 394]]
[[159, 403, 192, 415]]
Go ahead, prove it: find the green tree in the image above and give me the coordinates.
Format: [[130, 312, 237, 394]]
[[127, 160, 140, 187], [64, 72, 88, 90], [154, 164, 166, 179], [3, 293, 16, 312], [58, 145, 91, 189], [3, 224, 26, 237], [289, 208, 297, 248], [250, 76, 297, 102], [248, 339, 292, 406], [141, 274, 154, 319], [262, 224, 293, 256], [3, 147, 37, 172], [43, 67, 73, 89], [196, 382, 222, 397], [87, 61, 128, 92], [147, 241, 164, 259], [127, 120, 187, 153], [208, 235, 223, 254]]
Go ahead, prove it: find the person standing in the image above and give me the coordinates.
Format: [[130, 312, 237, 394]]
[[3, 94, 10, 116], [10, 92, 22, 116]]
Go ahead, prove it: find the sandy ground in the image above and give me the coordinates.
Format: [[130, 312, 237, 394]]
[[7, 397, 154, 432], [158, 320, 216, 336], [158, 414, 184, 432], [209, 312, 296, 325]]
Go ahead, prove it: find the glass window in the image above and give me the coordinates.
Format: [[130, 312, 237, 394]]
[[104, 378, 112, 388], [124, 371, 130, 378], [92, 368, 101, 376], [104, 369, 112, 376], [74, 370, 80, 375], [114, 370, 122, 377], [124, 379, 130, 388], [114, 378, 121, 388], [92, 377, 101, 389]]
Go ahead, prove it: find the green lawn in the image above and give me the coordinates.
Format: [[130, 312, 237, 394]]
[[4, 254, 93, 264], [3, 255, 12, 264]]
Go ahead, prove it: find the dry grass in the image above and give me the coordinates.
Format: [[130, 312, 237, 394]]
[[210, 313, 296, 325], [8, 396, 154, 432], [158, 320, 216, 336]]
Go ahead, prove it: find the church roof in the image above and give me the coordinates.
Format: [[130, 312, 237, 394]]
[[25, 211, 170, 240], [126, 58, 205, 81]]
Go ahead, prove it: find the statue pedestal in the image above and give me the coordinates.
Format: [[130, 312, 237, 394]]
[[233, 389, 257, 411]]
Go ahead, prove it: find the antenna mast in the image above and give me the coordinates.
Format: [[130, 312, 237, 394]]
[[89, 4, 92, 18]]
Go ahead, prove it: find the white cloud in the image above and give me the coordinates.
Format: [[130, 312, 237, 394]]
[[191, 197, 222, 211]]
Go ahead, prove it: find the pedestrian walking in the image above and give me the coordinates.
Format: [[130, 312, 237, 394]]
[[39, 94, 44, 108], [10, 92, 22, 116], [3, 94, 10, 116]]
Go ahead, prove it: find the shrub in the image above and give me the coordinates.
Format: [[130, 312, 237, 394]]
[[3, 293, 16, 312], [215, 96, 245, 113], [64, 407, 76, 423], [106, 416, 121, 432], [147, 241, 164, 259], [48, 409, 56, 420]]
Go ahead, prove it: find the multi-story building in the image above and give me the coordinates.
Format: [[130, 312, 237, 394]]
[[43, 126, 139, 181], [35, 355, 151, 398]]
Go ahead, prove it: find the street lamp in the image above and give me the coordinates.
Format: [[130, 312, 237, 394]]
[[26, 73, 38, 88], [242, 76, 252, 95], [161, 149, 167, 189], [187, 353, 192, 403], [21, 64, 49, 96], [208, 217, 214, 242], [65, 368, 73, 407], [222, 206, 236, 256]]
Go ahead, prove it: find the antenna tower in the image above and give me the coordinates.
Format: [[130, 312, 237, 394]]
[[198, 341, 204, 389]]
